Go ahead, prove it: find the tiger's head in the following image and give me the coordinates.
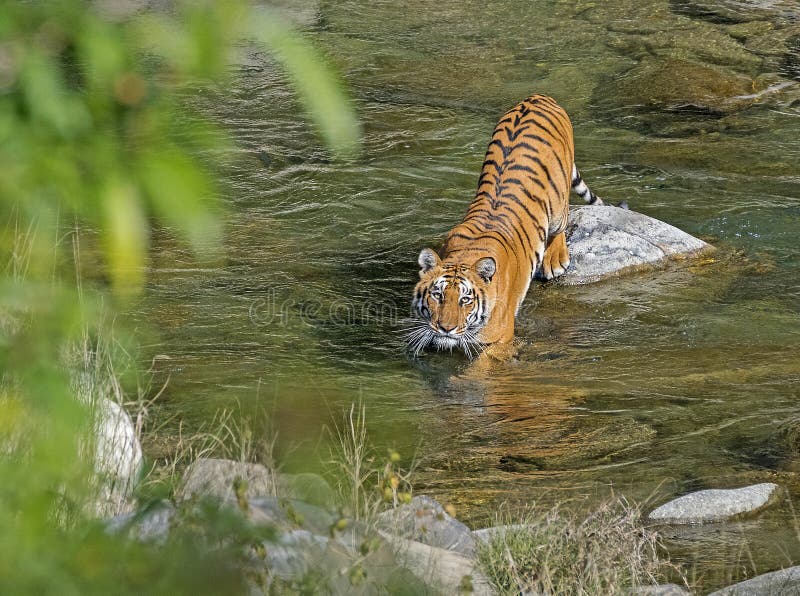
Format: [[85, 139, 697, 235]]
[[406, 248, 497, 358]]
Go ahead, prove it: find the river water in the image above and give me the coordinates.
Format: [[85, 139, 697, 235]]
[[136, 0, 800, 590]]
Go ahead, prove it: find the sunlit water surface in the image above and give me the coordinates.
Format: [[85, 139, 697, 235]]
[[134, 0, 800, 590]]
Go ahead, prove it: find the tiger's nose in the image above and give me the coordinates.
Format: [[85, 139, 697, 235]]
[[438, 324, 457, 335]]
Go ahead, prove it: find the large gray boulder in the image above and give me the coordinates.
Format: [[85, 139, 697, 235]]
[[106, 500, 175, 544], [178, 458, 338, 508], [376, 495, 476, 557], [709, 565, 800, 595], [91, 397, 144, 518], [178, 458, 275, 502], [261, 529, 330, 582], [382, 533, 495, 596], [648, 483, 779, 524], [72, 366, 143, 518], [561, 206, 711, 285], [248, 496, 335, 535]]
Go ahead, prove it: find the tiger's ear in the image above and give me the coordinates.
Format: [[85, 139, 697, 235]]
[[418, 248, 441, 276], [474, 257, 496, 283]]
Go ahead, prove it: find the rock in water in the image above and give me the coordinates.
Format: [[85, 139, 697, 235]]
[[376, 496, 476, 557], [648, 483, 779, 524], [709, 565, 800, 595], [602, 58, 757, 116], [560, 205, 711, 285]]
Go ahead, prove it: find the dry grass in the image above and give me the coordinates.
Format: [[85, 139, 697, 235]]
[[327, 403, 414, 526], [139, 400, 279, 498], [476, 497, 686, 595]]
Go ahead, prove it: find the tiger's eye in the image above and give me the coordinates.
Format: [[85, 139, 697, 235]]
[[431, 290, 443, 301], [460, 296, 472, 306]]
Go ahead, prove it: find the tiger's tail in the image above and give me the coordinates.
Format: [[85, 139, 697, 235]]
[[571, 164, 604, 206]]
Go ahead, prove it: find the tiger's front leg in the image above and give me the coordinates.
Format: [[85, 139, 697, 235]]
[[540, 231, 570, 280]]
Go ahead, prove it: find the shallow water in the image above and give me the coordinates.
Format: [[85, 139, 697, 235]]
[[136, 0, 800, 590]]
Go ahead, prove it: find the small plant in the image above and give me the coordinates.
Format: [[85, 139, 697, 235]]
[[328, 403, 414, 526], [476, 497, 685, 595], [380, 448, 413, 508]]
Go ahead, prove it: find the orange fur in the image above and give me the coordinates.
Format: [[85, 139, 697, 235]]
[[411, 95, 596, 353]]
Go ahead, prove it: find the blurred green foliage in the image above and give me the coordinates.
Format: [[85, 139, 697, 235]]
[[0, 0, 360, 592]]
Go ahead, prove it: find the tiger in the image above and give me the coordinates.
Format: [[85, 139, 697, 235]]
[[406, 94, 604, 358]]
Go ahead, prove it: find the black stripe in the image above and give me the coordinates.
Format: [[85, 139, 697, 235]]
[[446, 246, 491, 255], [503, 176, 545, 190], [522, 133, 553, 146], [527, 156, 562, 203], [510, 141, 541, 156], [501, 190, 547, 242], [476, 286, 486, 324], [525, 109, 568, 142], [504, 170, 545, 191], [487, 138, 511, 158], [508, 164, 538, 176], [551, 149, 568, 186], [448, 232, 512, 256], [467, 209, 532, 255], [533, 102, 571, 134], [520, 133, 568, 184], [467, 209, 515, 238], [503, 125, 529, 142], [496, 204, 534, 251]]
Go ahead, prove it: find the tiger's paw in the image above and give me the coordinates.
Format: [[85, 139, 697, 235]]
[[467, 341, 519, 371], [540, 232, 570, 281]]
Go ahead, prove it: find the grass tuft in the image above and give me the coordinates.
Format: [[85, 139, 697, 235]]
[[140, 403, 278, 500], [327, 403, 414, 526], [476, 497, 685, 595]]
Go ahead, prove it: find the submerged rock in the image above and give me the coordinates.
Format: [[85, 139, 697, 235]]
[[709, 565, 800, 595], [648, 483, 779, 523], [672, 0, 800, 24], [602, 57, 756, 116], [376, 495, 476, 557], [498, 414, 657, 472], [560, 206, 711, 285]]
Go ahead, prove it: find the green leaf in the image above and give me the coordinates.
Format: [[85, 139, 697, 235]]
[[137, 148, 222, 259], [101, 178, 148, 295], [19, 51, 91, 138]]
